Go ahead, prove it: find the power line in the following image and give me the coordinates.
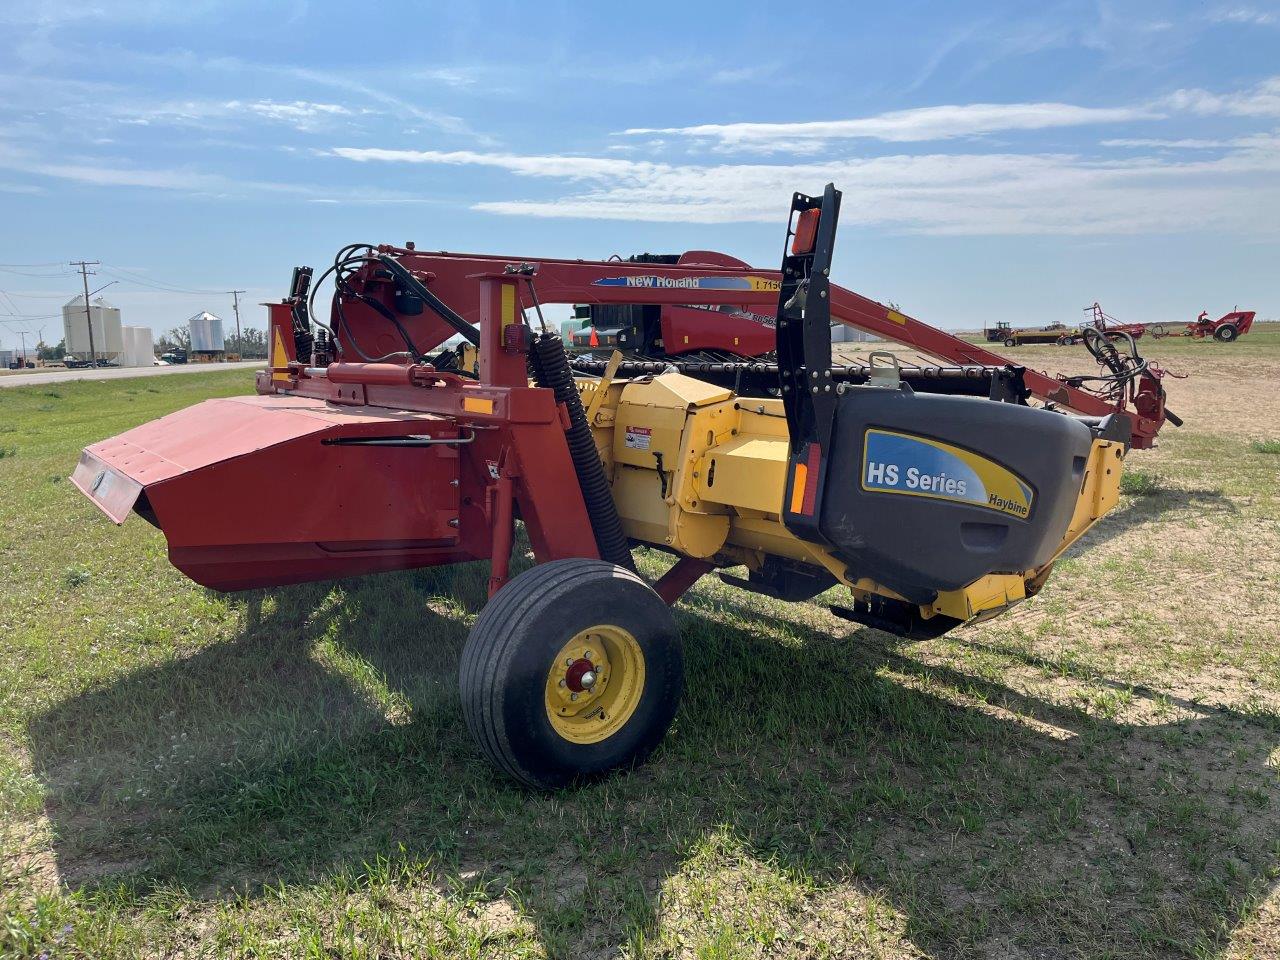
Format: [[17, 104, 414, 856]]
[[0, 267, 75, 278], [0, 292, 62, 321], [0, 289, 21, 316], [100, 264, 226, 296]]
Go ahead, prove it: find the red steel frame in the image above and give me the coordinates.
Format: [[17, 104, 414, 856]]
[[72, 241, 1173, 598], [1187, 309, 1256, 339], [289, 247, 1170, 448], [261, 269, 608, 596]]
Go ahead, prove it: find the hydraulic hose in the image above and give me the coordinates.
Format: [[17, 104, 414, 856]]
[[376, 254, 480, 346], [528, 332, 635, 571]]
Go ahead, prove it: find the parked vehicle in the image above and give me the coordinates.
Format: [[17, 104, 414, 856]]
[[1001, 322, 1080, 347]]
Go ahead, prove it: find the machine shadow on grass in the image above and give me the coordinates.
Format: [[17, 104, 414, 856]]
[[26, 545, 1279, 957], [1063, 481, 1238, 558]]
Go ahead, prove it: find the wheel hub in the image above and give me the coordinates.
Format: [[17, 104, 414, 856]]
[[564, 657, 597, 692], [544, 625, 646, 744]]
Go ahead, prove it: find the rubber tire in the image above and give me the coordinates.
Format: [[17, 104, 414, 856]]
[[459, 558, 683, 789], [1004, 338, 1017, 348], [1214, 324, 1238, 342]]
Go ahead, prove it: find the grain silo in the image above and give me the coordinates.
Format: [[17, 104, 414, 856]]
[[63, 295, 124, 361], [121, 326, 155, 368], [830, 324, 880, 344], [187, 311, 226, 360]]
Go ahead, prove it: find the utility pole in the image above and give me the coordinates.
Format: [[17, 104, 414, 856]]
[[17, 330, 29, 367], [71, 260, 100, 367], [229, 290, 245, 358]]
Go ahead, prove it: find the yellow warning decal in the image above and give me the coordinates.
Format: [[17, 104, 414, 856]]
[[501, 284, 516, 332], [271, 327, 291, 382], [886, 310, 907, 325]]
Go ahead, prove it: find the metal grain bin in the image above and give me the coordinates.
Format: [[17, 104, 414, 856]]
[[63, 296, 124, 359], [188, 312, 225, 353]]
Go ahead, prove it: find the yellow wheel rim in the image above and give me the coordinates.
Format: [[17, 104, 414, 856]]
[[544, 625, 646, 744]]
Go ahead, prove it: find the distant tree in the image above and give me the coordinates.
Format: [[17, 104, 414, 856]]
[[157, 327, 191, 353], [229, 326, 268, 359], [38, 339, 66, 361]]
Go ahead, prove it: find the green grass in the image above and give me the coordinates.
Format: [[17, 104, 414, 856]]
[[1251, 440, 1280, 455], [1, 367, 1279, 958], [1120, 470, 1164, 497]]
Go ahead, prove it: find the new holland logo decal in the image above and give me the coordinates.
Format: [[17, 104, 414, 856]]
[[591, 275, 780, 292], [861, 429, 1034, 518]]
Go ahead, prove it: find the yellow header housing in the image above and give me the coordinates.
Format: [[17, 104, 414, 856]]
[[578, 371, 1124, 630]]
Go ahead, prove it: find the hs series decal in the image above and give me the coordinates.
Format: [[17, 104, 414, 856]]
[[861, 429, 1034, 518]]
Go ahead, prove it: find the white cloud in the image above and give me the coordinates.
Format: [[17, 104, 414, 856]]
[[231, 100, 353, 124], [103, 97, 360, 132], [3, 46, 483, 140], [708, 65, 779, 85], [1209, 7, 1277, 25], [1102, 137, 1234, 148], [0, 140, 431, 204], [0, 1, 226, 27], [330, 147, 662, 181], [408, 67, 481, 88], [620, 102, 1160, 151], [1163, 76, 1280, 117], [330, 139, 1280, 236]]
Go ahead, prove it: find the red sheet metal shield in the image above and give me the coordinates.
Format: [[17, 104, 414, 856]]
[[72, 395, 470, 590]]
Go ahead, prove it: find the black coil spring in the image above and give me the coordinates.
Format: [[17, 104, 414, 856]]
[[528, 333, 635, 571]]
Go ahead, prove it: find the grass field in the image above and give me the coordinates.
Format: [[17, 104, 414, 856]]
[[1, 330, 1278, 959]]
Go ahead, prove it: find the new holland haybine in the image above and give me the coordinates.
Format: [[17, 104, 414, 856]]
[[73, 185, 1178, 788]]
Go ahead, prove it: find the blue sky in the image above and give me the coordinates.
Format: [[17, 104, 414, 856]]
[[0, 0, 1277, 347]]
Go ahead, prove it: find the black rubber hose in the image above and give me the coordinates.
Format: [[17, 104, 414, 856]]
[[376, 254, 480, 346], [529, 332, 635, 571]]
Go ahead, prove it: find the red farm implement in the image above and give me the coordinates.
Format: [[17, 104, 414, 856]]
[[72, 184, 1178, 787], [1186, 309, 1255, 342]]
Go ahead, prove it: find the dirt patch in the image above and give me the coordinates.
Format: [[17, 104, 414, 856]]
[[840, 337, 1280, 440]]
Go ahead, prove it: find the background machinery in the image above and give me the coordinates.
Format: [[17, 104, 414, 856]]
[[1076, 302, 1150, 343], [997, 321, 1079, 347], [566, 252, 777, 359], [72, 185, 1176, 788], [1080, 304, 1255, 342], [1185, 308, 1255, 341]]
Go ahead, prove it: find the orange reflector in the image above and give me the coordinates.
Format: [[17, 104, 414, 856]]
[[788, 444, 823, 516], [789, 461, 808, 514], [463, 397, 495, 414], [791, 208, 820, 255]]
